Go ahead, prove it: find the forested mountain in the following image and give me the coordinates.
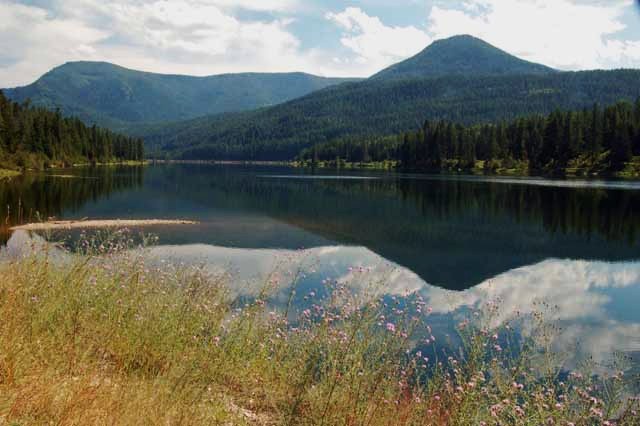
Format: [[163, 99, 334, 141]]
[[139, 69, 640, 160], [299, 99, 640, 177], [6, 35, 640, 164], [130, 35, 640, 161], [0, 91, 143, 170], [4, 62, 356, 129], [371, 35, 554, 80]]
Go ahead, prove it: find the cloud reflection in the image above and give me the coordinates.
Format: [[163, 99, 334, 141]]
[[3, 230, 639, 367]]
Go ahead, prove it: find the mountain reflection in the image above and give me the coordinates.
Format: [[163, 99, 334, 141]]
[[1, 165, 640, 290]]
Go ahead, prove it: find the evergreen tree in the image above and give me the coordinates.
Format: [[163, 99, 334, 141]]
[[299, 98, 640, 177], [0, 90, 143, 170]]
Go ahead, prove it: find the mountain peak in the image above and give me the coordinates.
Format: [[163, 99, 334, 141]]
[[372, 34, 555, 80]]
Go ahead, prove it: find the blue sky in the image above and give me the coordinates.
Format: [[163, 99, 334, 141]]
[[1, 0, 640, 86]]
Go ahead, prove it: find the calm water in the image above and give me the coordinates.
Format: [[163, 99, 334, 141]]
[[1, 164, 640, 374]]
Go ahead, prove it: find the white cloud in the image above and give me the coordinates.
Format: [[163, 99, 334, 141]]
[[0, 0, 340, 87], [2, 0, 640, 87], [427, 0, 640, 70], [420, 258, 640, 367], [0, 2, 109, 87], [326, 7, 431, 75]]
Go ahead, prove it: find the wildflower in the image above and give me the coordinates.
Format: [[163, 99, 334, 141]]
[[386, 323, 396, 333], [490, 403, 502, 417], [590, 407, 603, 418]]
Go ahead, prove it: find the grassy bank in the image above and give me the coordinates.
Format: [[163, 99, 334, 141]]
[[0, 238, 638, 425]]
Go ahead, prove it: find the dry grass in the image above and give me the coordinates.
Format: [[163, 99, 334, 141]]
[[0, 234, 638, 425]]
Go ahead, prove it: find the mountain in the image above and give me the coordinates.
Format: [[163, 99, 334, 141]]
[[372, 35, 555, 80], [134, 34, 640, 160], [3, 61, 357, 129]]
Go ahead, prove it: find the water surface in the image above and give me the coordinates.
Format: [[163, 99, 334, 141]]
[[1, 164, 639, 374]]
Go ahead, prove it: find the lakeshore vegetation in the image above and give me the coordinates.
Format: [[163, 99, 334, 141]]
[[0, 234, 638, 425], [0, 91, 144, 172], [299, 99, 640, 177]]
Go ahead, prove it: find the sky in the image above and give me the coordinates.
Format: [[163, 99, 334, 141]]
[[1, 0, 640, 87]]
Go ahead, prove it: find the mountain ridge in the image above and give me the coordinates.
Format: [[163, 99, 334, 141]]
[[5, 35, 640, 162], [134, 69, 640, 160], [4, 61, 358, 129], [131, 35, 640, 160]]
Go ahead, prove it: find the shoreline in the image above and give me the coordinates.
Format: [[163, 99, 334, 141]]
[[10, 219, 199, 231], [147, 158, 640, 180], [5, 159, 640, 182], [0, 161, 148, 176]]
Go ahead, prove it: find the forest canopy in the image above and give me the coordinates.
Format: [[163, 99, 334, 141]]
[[299, 99, 640, 176], [0, 90, 144, 171]]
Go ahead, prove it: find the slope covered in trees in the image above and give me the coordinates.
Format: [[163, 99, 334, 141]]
[[371, 35, 554, 80], [299, 99, 640, 177], [139, 69, 640, 161], [0, 91, 143, 171], [4, 62, 357, 129]]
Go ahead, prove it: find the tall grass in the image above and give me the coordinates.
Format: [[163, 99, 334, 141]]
[[0, 234, 638, 425]]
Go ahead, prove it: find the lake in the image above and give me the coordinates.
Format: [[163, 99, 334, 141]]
[[1, 164, 640, 375]]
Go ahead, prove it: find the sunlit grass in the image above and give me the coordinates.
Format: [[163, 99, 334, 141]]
[[0, 234, 638, 425]]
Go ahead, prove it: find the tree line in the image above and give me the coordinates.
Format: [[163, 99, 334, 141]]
[[299, 99, 640, 176], [0, 91, 144, 170]]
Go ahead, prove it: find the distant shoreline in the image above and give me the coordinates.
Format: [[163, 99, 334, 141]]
[[149, 159, 290, 166], [146, 159, 640, 181]]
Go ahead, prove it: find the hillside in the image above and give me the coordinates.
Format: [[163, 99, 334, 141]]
[[372, 35, 555, 80], [134, 35, 640, 160], [137, 69, 640, 160], [4, 62, 356, 129]]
